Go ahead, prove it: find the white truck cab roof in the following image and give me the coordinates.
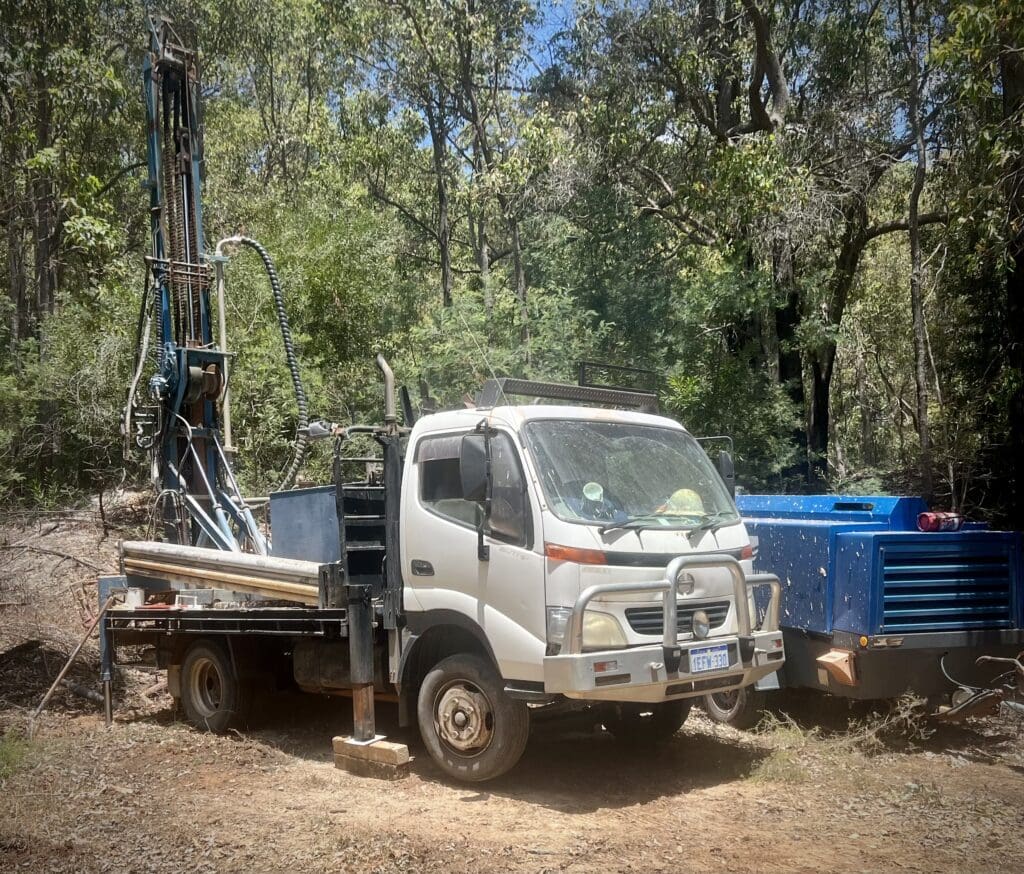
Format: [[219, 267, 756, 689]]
[[411, 403, 691, 438]]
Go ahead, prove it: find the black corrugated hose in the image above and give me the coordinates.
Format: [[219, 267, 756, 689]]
[[234, 236, 308, 490]]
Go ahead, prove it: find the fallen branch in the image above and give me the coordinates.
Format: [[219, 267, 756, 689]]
[[6, 523, 59, 547], [61, 679, 105, 705], [0, 544, 107, 573], [142, 679, 167, 698], [28, 595, 116, 737]]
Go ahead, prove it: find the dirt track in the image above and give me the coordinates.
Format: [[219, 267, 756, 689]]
[[2, 508, 1023, 873]]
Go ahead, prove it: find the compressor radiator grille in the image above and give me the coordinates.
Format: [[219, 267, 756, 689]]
[[880, 544, 1015, 633]]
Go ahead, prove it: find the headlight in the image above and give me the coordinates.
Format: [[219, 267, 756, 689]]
[[546, 607, 628, 652], [582, 611, 627, 650]]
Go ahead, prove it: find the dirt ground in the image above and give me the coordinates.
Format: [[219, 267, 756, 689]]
[[1, 504, 1023, 873]]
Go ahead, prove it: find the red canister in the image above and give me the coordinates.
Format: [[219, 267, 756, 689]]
[[917, 511, 964, 532]]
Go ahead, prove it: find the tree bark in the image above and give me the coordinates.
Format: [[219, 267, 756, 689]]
[[856, 344, 873, 465], [425, 104, 453, 308], [508, 214, 529, 354], [1000, 41, 1024, 526], [772, 238, 808, 480], [470, 138, 493, 321], [903, 0, 933, 502], [6, 214, 28, 349], [739, 0, 790, 133], [32, 71, 58, 320], [805, 195, 869, 484]]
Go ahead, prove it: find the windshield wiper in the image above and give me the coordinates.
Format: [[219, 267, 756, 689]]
[[597, 515, 660, 535], [599, 510, 738, 537], [685, 511, 736, 542]]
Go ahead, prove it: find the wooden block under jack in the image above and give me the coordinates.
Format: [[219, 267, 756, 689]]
[[332, 736, 411, 779]]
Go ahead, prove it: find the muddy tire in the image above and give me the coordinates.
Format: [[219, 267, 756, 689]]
[[608, 699, 691, 744], [180, 641, 251, 733], [703, 686, 766, 729], [417, 653, 529, 782]]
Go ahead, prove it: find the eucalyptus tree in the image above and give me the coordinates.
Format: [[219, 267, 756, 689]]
[[935, 0, 1024, 524], [563, 0, 955, 485]]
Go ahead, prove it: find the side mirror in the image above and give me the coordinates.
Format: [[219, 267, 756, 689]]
[[718, 450, 736, 498], [460, 433, 491, 561], [459, 434, 490, 503]]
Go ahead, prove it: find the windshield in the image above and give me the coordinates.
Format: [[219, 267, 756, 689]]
[[523, 419, 738, 529]]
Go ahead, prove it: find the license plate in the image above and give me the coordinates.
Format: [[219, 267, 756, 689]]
[[690, 644, 729, 674]]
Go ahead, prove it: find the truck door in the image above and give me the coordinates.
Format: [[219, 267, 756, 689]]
[[403, 429, 546, 682]]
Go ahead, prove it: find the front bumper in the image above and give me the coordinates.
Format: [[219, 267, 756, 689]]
[[544, 629, 785, 702], [542, 554, 786, 703]]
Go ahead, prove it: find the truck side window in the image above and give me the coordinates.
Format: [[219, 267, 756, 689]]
[[415, 431, 532, 547], [417, 434, 477, 527], [488, 432, 531, 548]]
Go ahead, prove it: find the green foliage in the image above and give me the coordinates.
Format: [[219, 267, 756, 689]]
[[0, 0, 1020, 528], [398, 278, 611, 407]]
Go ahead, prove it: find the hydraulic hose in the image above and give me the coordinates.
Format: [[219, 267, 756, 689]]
[[122, 275, 152, 450], [222, 235, 309, 490]]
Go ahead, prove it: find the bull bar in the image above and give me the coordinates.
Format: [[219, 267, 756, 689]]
[[545, 555, 784, 700]]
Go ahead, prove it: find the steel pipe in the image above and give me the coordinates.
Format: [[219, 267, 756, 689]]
[[120, 541, 320, 604], [376, 354, 397, 429], [565, 581, 671, 655], [661, 554, 753, 639]]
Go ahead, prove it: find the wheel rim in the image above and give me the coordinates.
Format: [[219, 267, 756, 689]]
[[189, 657, 224, 718], [710, 689, 740, 713], [433, 679, 494, 757]]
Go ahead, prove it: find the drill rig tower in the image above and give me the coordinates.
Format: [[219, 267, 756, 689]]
[[125, 16, 266, 553]]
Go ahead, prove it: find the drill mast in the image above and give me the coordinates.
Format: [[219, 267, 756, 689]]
[[128, 16, 265, 553]]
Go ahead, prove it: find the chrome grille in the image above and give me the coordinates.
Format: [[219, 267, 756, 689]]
[[624, 601, 730, 636]]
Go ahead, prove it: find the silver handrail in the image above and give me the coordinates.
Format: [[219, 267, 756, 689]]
[[563, 554, 781, 655], [565, 580, 671, 655], [748, 573, 782, 631], [663, 554, 752, 638]]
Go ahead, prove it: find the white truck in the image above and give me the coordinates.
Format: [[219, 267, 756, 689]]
[[100, 370, 784, 781]]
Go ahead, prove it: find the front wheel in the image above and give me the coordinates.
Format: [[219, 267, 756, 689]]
[[703, 686, 766, 729], [607, 699, 691, 744], [417, 653, 529, 782]]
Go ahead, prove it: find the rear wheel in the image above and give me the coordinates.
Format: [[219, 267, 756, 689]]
[[417, 653, 529, 782], [607, 699, 691, 744], [703, 686, 766, 729], [180, 641, 251, 733]]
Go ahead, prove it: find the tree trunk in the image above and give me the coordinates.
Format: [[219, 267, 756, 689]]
[[471, 139, 493, 322], [32, 71, 58, 320], [508, 214, 529, 356], [856, 345, 873, 465], [6, 215, 28, 349], [425, 106, 453, 308], [905, 11, 933, 502], [772, 238, 808, 480], [804, 192, 874, 486], [1001, 44, 1024, 527], [807, 345, 834, 485]]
